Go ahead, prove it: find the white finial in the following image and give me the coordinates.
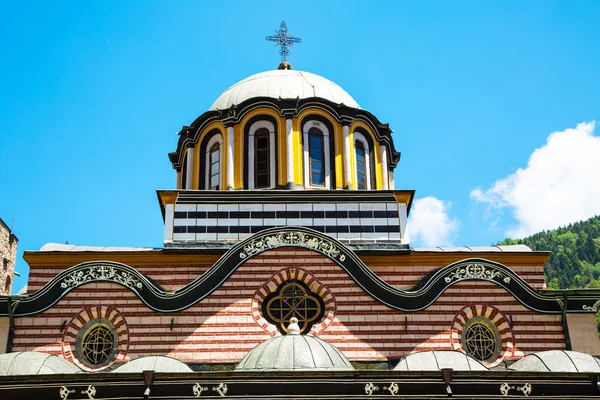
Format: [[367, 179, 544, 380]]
[[287, 317, 300, 335]]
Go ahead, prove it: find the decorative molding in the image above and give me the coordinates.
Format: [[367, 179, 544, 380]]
[[444, 264, 510, 285], [3, 227, 600, 317], [169, 97, 400, 170], [240, 231, 346, 262], [59, 387, 75, 400], [81, 385, 97, 399], [500, 382, 532, 396], [212, 383, 228, 397], [364, 383, 379, 395], [582, 300, 600, 311], [193, 383, 208, 397], [60, 265, 143, 291], [383, 382, 400, 396]]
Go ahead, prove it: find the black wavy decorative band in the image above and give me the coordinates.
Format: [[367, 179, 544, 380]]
[[1, 227, 597, 317]]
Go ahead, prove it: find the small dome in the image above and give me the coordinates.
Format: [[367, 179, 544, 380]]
[[509, 350, 600, 372], [394, 351, 488, 371], [111, 355, 193, 373], [0, 351, 80, 375], [236, 318, 353, 371], [209, 70, 360, 111]]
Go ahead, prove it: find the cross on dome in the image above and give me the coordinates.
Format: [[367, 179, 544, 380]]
[[265, 21, 301, 63]]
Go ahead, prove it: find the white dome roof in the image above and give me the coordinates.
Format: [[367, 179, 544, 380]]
[[509, 350, 600, 372], [209, 69, 360, 111], [393, 351, 489, 371], [0, 352, 81, 375], [112, 355, 193, 373], [235, 334, 354, 371]]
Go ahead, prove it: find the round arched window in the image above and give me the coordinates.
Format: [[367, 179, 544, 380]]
[[262, 280, 325, 334], [461, 317, 501, 363], [76, 318, 118, 369]]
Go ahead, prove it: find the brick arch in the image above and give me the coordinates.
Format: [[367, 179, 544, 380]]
[[450, 304, 515, 367], [251, 267, 336, 337], [61, 306, 129, 371]]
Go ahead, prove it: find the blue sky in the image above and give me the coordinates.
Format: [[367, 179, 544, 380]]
[[1, 1, 600, 292]]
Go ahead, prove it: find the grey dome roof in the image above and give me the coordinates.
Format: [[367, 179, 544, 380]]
[[112, 355, 193, 373], [236, 334, 354, 371], [394, 351, 488, 371], [0, 351, 81, 375], [209, 70, 360, 111], [509, 350, 600, 372]]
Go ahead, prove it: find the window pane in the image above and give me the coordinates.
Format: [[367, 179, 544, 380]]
[[309, 133, 323, 149], [255, 129, 270, 188], [211, 174, 219, 188], [257, 174, 269, 188], [308, 128, 325, 187], [356, 141, 367, 190], [311, 172, 323, 186]]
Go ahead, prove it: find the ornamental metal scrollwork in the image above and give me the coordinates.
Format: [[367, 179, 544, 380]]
[[212, 383, 228, 397], [383, 382, 400, 396], [59, 386, 75, 400], [364, 382, 379, 395], [239, 231, 346, 262], [500, 382, 531, 396], [81, 385, 97, 399], [193, 383, 209, 397], [582, 300, 600, 311], [61, 265, 143, 291], [444, 264, 510, 284], [518, 383, 532, 396]]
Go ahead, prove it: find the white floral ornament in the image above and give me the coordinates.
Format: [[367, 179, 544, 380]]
[[239, 231, 346, 262], [444, 264, 510, 284], [61, 265, 143, 291]]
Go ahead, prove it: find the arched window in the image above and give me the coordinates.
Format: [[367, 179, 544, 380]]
[[254, 128, 270, 188], [5, 276, 11, 293], [309, 128, 325, 186], [248, 120, 276, 189], [353, 131, 375, 190], [355, 140, 367, 189], [204, 133, 223, 190], [302, 121, 331, 188], [209, 142, 220, 190]]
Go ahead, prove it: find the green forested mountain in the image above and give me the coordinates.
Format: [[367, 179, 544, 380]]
[[498, 216, 600, 290]]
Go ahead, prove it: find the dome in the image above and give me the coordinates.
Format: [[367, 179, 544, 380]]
[[393, 351, 489, 371], [209, 69, 360, 111], [111, 355, 193, 373], [0, 351, 81, 375], [509, 350, 600, 372], [235, 317, 354, 371]]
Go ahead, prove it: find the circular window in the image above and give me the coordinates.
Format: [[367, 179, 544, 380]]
[[461, 317, 501, 363], [76, 318, 118, 369], [262, 280, 325, 334]]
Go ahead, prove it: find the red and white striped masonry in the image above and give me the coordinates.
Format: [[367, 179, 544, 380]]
[[14, 248, 562, 367]]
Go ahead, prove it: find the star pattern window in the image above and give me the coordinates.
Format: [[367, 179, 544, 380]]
[[462, 317, 501, 363], [76, 318, 118, 369], [262, 280, 325, 334]]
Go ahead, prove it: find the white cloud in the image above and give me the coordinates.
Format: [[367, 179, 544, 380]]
[[471, 121, 600, 238], [409, 196, 459, 247]]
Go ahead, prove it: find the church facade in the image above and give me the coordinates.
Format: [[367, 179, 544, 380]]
[[2, 34, 600, 397]]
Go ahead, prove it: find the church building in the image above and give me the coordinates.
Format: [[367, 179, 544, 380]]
[[2, 22, 600, 399]]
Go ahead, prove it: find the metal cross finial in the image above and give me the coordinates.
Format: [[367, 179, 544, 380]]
[[265, 21, 301, 62]]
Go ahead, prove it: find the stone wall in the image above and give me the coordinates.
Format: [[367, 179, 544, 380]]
[[13, 248, 563, 370], [0, 218, 17, 295]]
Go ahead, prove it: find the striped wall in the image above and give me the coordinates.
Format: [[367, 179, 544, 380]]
[[172, 201, 402, 242], [14, 248, 561, 368]]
